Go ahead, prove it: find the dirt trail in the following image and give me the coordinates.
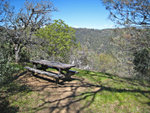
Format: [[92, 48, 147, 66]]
[[16, 71, 100, 113]]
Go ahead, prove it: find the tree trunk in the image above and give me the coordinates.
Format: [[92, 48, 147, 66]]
[[15, 44, 21, 63]]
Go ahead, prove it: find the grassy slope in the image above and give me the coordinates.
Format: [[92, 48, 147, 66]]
[[73, 69, 150, 113], [1, 68, 150, 113]]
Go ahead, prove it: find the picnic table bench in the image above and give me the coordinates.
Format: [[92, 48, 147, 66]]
[[25, 60, 78, 83]]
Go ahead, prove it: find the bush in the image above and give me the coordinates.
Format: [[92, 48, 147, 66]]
[[133, 48, 150, 79], [0, 43, 20, 85], [99, 53, 117, 73]]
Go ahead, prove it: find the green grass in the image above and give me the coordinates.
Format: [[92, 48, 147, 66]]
[[9, 91, 43, 113], [73, 69, 150, 113], [0, 81, 32, 112], [1, 67, 150, 113]]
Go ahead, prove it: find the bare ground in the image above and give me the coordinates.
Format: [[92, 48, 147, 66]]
[[15, 71, 100, 113]]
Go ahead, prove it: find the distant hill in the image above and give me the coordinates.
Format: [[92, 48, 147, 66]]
[[74, 28, 117, 53]]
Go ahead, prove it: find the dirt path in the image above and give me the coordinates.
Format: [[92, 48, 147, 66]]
[[16, 71, 100, 113]]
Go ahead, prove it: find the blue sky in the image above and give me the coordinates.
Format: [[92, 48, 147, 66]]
[[10, 0, 115, 30]]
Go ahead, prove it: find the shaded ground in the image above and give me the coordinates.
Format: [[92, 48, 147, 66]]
[[2, 69, 150, 113], [14, 71, 99, 113]]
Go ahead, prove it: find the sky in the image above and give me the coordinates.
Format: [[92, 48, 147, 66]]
[[10, 0, 115, 30]]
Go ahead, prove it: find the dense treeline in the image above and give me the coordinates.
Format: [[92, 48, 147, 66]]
[[102, 0, 150, 81], [75, 28, 116, 53], [72, 27, 150, 80], [73, 28, 126, 74]]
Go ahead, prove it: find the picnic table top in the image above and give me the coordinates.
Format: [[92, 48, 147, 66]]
[[31, 60, 75, 69]]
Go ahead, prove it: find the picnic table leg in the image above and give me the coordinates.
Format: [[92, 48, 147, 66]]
[[65, 69, 71, 80], [55, 78, 59, 84], [58, 68, 65, 76], [33, 63, 37, 69], [31, 71, 35, 75], [57, 68, 71, 80]]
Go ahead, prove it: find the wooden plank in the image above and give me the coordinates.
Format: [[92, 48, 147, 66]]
[[25, 67, 63, 78], [30, 60, 75, 69]]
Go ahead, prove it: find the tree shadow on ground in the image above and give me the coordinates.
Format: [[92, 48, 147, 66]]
[[34, 83, 150, 113], [15, 71, 28, 79], [20, 71, 150, 113], [0, 71, 31, 113], [0, 96, 19, 113], [13, 71, 150, 113]]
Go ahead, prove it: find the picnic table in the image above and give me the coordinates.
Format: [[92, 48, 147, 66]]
[[25, 60, 77, 83]]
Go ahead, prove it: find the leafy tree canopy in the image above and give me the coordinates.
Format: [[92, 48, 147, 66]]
[[36, 19, 76, 61]]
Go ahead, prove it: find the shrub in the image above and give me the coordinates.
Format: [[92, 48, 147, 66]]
[[99, 53, 117, 73], [133, 48, 150, 79], [0, 43, 20, 85]]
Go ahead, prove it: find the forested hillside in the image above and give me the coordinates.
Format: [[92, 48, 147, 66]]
[[72, 28, 149, 80], [75, 28, 116, 53], [72, 28, 129, 77]]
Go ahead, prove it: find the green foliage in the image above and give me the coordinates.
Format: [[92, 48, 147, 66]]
[[20, 47, 30, 62], [0, 81, 31, 113], [36, 19, 76, 62], [71, 43, 117, 74], [133, 48, 150, 78], [0, 42, 20, 85], [99, 53, 117, 73]]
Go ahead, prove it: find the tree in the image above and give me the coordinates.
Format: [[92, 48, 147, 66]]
[[0, 38, 20, 84], [36, 19, 76, 62], [133, 48, 150, 78], [102, 0, 150, 27], [0, 0, 7, 20], [0, 0, 56, 63], [102, 0, 150, 79]]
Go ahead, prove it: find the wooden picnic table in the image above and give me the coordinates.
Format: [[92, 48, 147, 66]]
[[31, 60, 75, 70], [25, 60, 77, 83]]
